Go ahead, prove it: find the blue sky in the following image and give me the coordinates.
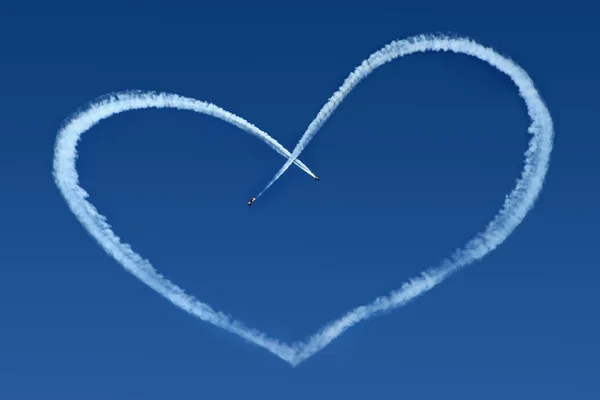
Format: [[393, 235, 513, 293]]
[[1, 2, 599, 399]]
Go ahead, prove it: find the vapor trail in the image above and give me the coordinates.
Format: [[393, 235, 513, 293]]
[[60, 91, 316, 178], [53, 34, 553, 367], [52, 91, 315, 364], [257, 34, 554, 365]]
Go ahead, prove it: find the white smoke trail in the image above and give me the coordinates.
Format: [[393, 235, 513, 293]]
[[53, 34, 553, 367], [59, 91, 316, 178], [257, 34, 554, 365], [52, 91, 317, 364]]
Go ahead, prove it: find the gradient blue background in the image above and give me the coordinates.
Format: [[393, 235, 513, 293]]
[[1, 1, 598, 398]]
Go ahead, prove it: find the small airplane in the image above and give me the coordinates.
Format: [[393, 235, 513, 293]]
[[248, 197, 256, 207], [314, 175, 320, 181]]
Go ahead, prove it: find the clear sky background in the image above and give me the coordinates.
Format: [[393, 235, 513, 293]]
[[1, 1, 598, 399]]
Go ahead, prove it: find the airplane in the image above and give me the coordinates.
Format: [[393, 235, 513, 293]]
[[248, 197, 256, 207], [314, 175, 320, 181]]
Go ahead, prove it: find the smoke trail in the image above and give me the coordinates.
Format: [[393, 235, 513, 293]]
[[256, 35, 551, 199], [260, 35, 554, 365], [52, 91, 317, 364], [53, 34, 553, 367], [61, 91, 316, 178]]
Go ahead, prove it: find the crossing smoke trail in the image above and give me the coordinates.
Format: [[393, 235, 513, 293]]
[[52, 91, 316, 364], [54, 34, 553, 367], [257, 34, 554, 365], [58, 91, 316, 178]]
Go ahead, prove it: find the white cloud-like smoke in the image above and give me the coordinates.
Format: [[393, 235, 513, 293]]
[[53, 34, 553, 366]]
